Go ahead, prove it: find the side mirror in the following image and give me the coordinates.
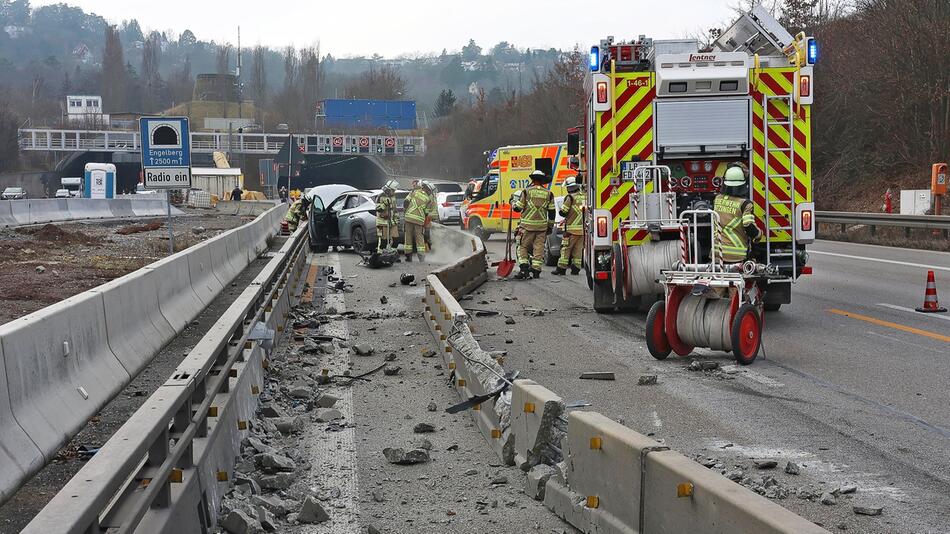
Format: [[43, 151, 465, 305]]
[[566, 128, 580, 156]]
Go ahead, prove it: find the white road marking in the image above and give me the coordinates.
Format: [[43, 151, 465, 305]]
[[740, 369, 785, 388], [867, 330, 945, 354], [877, 302, 950, 322], [809, 250, 950, 272], [651, 410, 663, 428], [300, 254, 360, 534]]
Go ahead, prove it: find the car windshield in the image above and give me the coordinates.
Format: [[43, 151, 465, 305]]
[[4, 188, 23, 193], [434, 183, 462, 193], [446, 193, 464, 203]]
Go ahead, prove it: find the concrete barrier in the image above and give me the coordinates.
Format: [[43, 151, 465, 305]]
[[0, 292, 131, 461], [0, 343, 45, 503], [130, 198, 168, 217], [107, 198, 135, 218], [147, 253, 204, 333], [185, 242, 225, 306], [67, 198, 113, 219], [91, 268, 177, 377], [511, 379, 565, 469], [0, 202, 17, 227], [10, 199, 71, 225]]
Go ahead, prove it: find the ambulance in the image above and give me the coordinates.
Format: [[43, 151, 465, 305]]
[[462, 143, 574, 239], [574, 6, 817, 312]]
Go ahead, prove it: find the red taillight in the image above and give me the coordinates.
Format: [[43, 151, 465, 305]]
[[596, 81, 608, 104], [596, 216, 608, 237], [801, 210, 813, 232], [801, 266, 813, 275], [442, 202, 451, 207], [595, 272, 609, 281], [799, 75, 811, 98], [620, 46, 633, 62]]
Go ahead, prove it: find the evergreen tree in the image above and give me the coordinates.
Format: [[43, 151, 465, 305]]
[[433, 89, 457, 117], [100, 25, 127, 111]]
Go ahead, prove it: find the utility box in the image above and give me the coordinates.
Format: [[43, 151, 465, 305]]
[[899, 189, 932, 215], [83, 163, 116, 199]]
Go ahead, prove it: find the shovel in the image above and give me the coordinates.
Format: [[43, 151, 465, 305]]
[[496, 202, 516, 277]]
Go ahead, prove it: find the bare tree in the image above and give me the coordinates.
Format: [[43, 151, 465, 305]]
[[141, 31, 163, 111], [101, 25, 127, 112], [344, 65, 407, 100]]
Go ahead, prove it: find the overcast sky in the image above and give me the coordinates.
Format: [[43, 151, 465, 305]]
[[33, 0, 739, 57]]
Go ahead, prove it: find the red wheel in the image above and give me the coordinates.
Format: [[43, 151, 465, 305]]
[[731, 304, 761, 365], [645, 301, 671, 360], [664, 286, 694, 356]]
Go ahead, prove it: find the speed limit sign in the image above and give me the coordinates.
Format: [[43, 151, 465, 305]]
[[359, 137, 370, 148], [385, 137, 396, 148]]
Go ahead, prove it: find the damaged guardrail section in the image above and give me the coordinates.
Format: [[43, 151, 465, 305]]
[[23, 224, 308, 534], [0, 204, 287, 505], [423, 225, 831, 534]]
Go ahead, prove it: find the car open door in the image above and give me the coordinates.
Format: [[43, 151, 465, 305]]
[[307, 194, 329, 251]]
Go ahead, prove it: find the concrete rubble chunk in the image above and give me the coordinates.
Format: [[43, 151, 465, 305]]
[[314, 393, 340, 408], [298, 497, 331, 524], [383, 365, 401, 376], [245, 437, 273, 455], [753, 459, 778, 469], [840, 484, 857, 494], [579, 372, 615, 381], [413, 422, 436, 433], [353, 344, 374, 356], [853, 504, 883, 516], [255, 506, 278, 532], [383, 447, 431, 465], [785, 461, 801, 475], [258, 472, 294, 490], [256, 452, 296, 472], [251, 495, 289, 517], [427, 401, 437, 412], [234, 473, 262, 495], [288, 386, 311, 399], [637, 375, 658, 386], [273, 416, 305, 435], [490, 475, 509, 485], [688, 360, 720, 371], [222, 509, 261, 534], [526, 464, 556, 501], [725, 470, 744, 481], [258, 405, 284, 418], [368, 525, 381, 534], [820, 492, 837, 505], [314, 408, 343, 422]]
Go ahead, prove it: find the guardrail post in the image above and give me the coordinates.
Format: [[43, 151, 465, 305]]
[[869, 224, 876, 236], [148, 427, 171, 508], [173, 398, 194, 468]]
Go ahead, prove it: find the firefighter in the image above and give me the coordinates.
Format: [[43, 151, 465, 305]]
[[376, 179, 400, 252], [512, 170, 555, 279], [423, 180, 439, 251], [402, 180, 429, 262], [284, 195, 312, 232], [713, 164, 761, 263], [553, 176, 585, 275]]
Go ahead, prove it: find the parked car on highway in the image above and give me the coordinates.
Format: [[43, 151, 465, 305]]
[[437, 192, 464, 224], [308, 189, 409, 253], [54, 188, 71, 198], [1, 187, 27, 200]]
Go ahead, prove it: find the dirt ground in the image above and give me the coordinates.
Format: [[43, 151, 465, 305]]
[[0, 210, 258, 325]]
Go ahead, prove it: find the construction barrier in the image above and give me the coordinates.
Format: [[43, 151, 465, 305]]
[[66, 198, 113, 219], [0, 204, 286, 505], [106, 198, 135, 218], [421, 224, 832, 534], [0, 202, 17, 227], [130, 198, 170, 217]]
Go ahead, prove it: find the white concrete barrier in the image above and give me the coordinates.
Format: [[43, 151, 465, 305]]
[[207, 229, 239, 287], [0, 292, 131, 461], [92, 268, 177, 377], [66, 198, 113, 219], [511, 379, 564, 469], [0, 343, 45, 503], [130, 198, 168, 217], [186, 242, 225, 306], [0, 202, 17, 227], [147, 254, 204, 333], [107, 198, 135, 218]]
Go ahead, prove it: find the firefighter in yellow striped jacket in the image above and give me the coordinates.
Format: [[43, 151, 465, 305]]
[[713, 164, 761, 263], [402, 180, 430, 262], [512, 170, 555, 279], [553, 176, 585, 275]]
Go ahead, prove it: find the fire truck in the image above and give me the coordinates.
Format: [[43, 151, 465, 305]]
[[573, 6, 817, 313]]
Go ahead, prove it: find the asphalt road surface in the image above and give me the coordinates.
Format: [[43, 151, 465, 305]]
[[472, 236, 949, 533]]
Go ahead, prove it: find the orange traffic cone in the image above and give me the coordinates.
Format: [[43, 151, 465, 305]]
[[915, 270, 947, 313]]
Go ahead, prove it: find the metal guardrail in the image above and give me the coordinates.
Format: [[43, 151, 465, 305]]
[[817, 211, 950, 230], [23, 227, 308, 534], [17, 128, 426, 156]]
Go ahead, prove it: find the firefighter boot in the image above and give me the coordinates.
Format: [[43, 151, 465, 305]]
[[531, 269, 541, 279], [513, 264, 531, 280], [570, 266, 581, 275], [552, 266, 567, 276], [405, 254, 413, 263]]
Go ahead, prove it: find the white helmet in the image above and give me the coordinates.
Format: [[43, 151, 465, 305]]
[[724, 164, 749, 187], [383, 179, 399, 192], [423, 181, 437, 194], [511, 190, 523, 203], [564, 176, 580, 193]]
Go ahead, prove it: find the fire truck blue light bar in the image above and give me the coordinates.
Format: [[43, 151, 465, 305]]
[[590, 46, 600, 71], [807, 38, 819, 64]]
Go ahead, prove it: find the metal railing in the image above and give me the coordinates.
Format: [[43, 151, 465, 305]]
[[23, 227, 308, 534], [817, 211, 950, 235], [18, 129, 426, 156]]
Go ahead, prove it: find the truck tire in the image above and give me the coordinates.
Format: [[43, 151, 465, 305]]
[[646, 301, 672, 360], [593, 281, 616, 313], [468, 218, 489, 241]]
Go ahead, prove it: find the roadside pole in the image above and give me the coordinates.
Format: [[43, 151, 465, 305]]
[[140, 116, 192, 255], [166, 189, 174, 254]]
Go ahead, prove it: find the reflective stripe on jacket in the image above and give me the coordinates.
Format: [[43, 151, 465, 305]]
[[713, 193, 757, 262], [404, 188, 430, 225], [560, 192, 586, 234], [514, 185, 554, 232], [376, 193, 396, 226]]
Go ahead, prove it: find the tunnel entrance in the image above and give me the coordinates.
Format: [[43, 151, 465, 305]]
[[275, 155, 389, 192]]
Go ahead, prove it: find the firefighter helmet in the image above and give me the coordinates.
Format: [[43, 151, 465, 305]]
[[383, 179, 399, 192], [423, 181, 438, 194], [724, 164, 749, 187], [565, 176, 580, 193], [529, 169, 552, 184]]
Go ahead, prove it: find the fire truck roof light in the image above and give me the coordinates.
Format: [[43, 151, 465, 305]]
[[590, 46, 600, 71], [806, 38, 818, 65]]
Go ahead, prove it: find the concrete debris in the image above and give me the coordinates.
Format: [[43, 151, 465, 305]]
[[753, 459, 778, 469], [288, 385, 311, 399], [35, 265, 46, 273], [421, 348, 437, 358], [490, 475, 509, 485], [785, 461, 801, 475], [399, 273, 415, 285], [525, 464, 556, 501], [699, 457, 718, 468], [427, 401, 437, 412], [383, 365, 401, 376], [504, 316, 516, 325], [221, 509, 260, 534], [415, 438, 433, 451], [251, 495, 290, 517], [258, 472, 295, 490], [579, 371, 615, 381], [725, 470, 744, 481], [314, 393, 339, 408], [255, 452, 296, 472], [255, 506, 278, 532], [368, 526, 381, 534], [688, 360, 720, 371], [383, 447, 431, 465], [352, 344, 374, 356], [413, 422, 436, 433], [853, 504, 883, 516], [820, 492, 837, 505], [384, 353, 397, 361], [637, 375, 658, 386], [380, 295, 388, 304], [245, 436, 273, 454], [464, 468, 479, 476], [234, 473, 262, 495], [372, 489, 386, 502], [273, 416, 305, 435], [191, 226, 207, 235], [720, 365, 741, 375], [298, 497, 330, 524], [840, 484, 857, 494], [258, 405, 284, 419], [314, 408, 343, 422]]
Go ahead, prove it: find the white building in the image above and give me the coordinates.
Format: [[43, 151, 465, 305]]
[[66, 95, 109, 125]]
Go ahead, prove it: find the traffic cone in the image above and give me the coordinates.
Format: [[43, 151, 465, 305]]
[[915, 270, 947, 313]]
